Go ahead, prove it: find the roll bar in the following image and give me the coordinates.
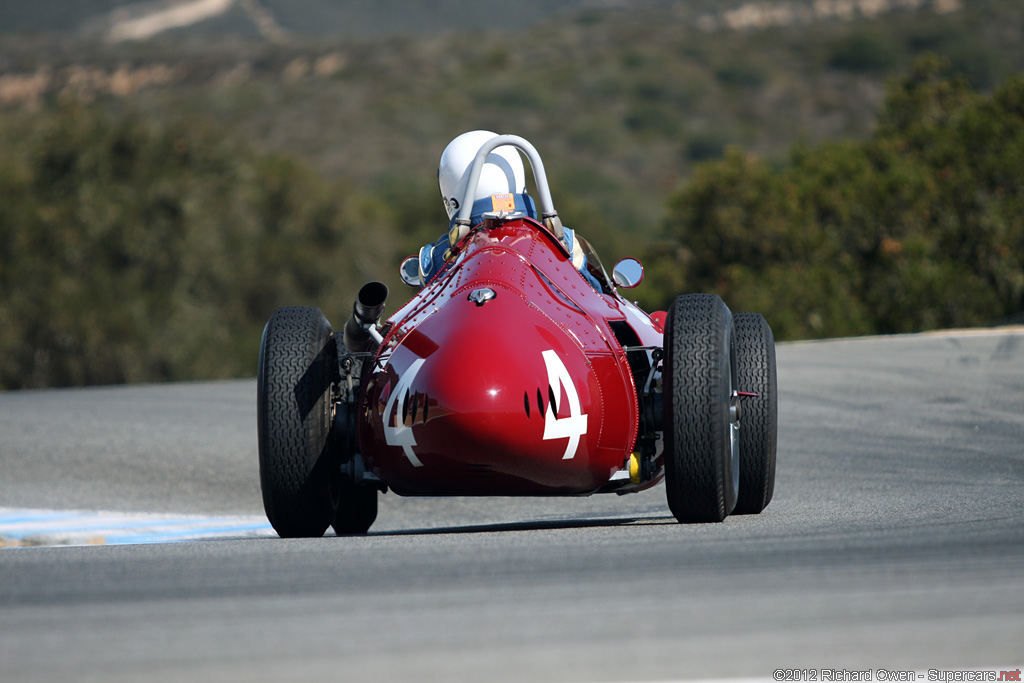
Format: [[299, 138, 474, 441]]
[[453, 135, 563, 241]]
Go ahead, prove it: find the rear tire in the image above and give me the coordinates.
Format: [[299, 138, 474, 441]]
[[732, 313, 778, 515], [257, 306, 339, 538], [663, 294, 739, 523]]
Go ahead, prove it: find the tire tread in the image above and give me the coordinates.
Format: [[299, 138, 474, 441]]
[[732, 312, 778, 515], [663, 293, 736, 523], [258, 306, 337, 538]]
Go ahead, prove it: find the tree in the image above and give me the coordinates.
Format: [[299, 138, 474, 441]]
[[645, 56, 1024, 340], [0, 103, 396, 389]]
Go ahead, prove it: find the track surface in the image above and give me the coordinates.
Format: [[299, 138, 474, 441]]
[[1, 330, 1022, 681]]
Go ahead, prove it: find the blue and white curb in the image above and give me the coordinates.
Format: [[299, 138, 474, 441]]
[[0, 507, 276, 547]]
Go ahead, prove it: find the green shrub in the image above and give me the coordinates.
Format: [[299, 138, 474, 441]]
[[715, 62, 766, 88], [0, 103, 396, 389], [828, 32, 901, 72], [646, 56, 1024, 340]]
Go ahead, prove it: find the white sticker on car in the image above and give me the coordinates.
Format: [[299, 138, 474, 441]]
[[383, 357, 426, 467], [541, 350, 588, 460]]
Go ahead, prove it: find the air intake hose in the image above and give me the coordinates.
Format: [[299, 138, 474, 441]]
[[343, 281, 388, 352]]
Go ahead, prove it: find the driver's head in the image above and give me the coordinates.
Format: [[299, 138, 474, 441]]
[[438, 130, 526, 219]]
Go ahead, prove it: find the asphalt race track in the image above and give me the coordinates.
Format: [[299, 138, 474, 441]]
[[1, 329, 1022, 682]]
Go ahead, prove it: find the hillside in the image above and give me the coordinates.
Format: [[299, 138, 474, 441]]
[[1, 0, 1022, 388], [3, 0, 1018, 247], [0, 0, 616, 39]]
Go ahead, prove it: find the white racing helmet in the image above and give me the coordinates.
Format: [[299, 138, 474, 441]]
[[438, 130, 526, 219]]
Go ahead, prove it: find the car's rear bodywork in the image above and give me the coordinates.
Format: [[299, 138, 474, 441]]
[[361, 215, 663, 496], [257, 135, 777, 537]]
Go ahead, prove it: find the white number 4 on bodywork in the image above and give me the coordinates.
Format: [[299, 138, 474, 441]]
[[541, 350, 588, 460]]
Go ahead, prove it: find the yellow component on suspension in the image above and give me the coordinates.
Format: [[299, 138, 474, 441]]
[[629, 453, 641, 484]]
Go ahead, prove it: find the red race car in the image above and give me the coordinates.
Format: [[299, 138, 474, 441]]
[[257, 135, 777, 537]]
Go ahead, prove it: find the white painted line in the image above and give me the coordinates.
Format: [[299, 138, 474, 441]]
[[0, 507, 276, 547]]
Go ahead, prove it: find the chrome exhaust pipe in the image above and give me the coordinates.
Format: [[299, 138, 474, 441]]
[[343, 281, 388, 352]]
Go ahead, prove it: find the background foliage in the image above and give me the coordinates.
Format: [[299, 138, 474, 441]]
[[0, 1, 1022, 389], [641, 56, 1024, 340], [0, 105, 392, 388]]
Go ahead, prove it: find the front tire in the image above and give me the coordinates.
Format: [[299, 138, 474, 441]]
[[663, 294, 739, 523], [732, 313, 777, 515], [257, 306, 339, 538]]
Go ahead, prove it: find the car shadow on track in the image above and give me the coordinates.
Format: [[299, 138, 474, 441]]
[[352, 515, 679, 537]]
